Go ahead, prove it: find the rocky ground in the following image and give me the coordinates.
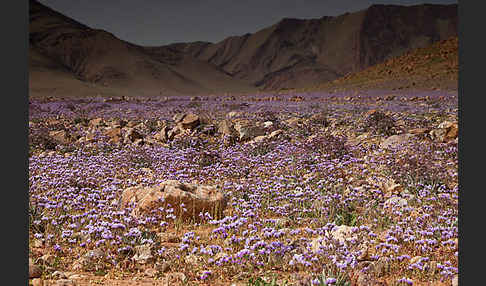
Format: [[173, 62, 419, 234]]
[[29, 91, 458, 286]]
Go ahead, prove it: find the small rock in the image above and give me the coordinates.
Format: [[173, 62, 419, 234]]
[[144, 268, 158, 277], [132, 244, 154, 264], [184, 254, 199, 265], [123, 128, 143, 143], [268, 129, 283, 138], [49, 130, 70, 144], [155, 261, 171, 273], [67, 274, 84, 280], [452, 275, 458, 286], [180, 113, 200, 130], [29, 263, 42, 278], [408, 127, 430, 135], [32, 278, 43, 286], [157, 233, 180, 243], [410, 256, 423, 264], [165, 272, 186, 284], [372, 257, 391, 277], [384, 196, 408, 209], [32, 239, 44, 248], [383, 180, 403, 197], [52, 271, 67, 279], [218, 119, 237, 137], [380, 133, 414, 149], [103, 127, 122, 143], [53, 279, 75, 286], [330, 225, 356, 243], [234, 123, 265, 141], [88, 118, 104, 127], [263, 121, 273, 128]]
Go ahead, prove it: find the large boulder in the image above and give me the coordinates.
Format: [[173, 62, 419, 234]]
[[119, 180, 228, 221]]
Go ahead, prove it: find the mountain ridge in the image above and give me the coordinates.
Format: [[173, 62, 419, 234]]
[[29, 0, 458, 97]]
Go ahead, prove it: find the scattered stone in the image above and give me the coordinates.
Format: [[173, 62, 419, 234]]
[[184, 254, 199, 265], [120, 180, 228, 221], [234, 122, 265, 141], [51, 271, 67, 279], [123, 128, 143, 144], [180, 113, 200, 130], [218, 119, 237, 137], [430, 121, 458, 142], [408, 127, 430, 135], [268, 129, 284, 138], [452, 275, 458, 286], [165, 273, 186, 285], [52, 279, 75, 286], [132, 244, 154, 264], [384, 196, 408, 208], [103, 127, 122, 144], [67, 274, 84, 280], [144, 267, 158, 277], [155, 261, 171, 273], [167, 126, 181, 140], [380, 133, 414, 149], [263, 121, 274, 128], [49, 130, 70, 144], [382, 179, 403, 197], [154, 125, 169, 142], [157, 232, 180, 243], [88, 118, 104, 127], [29, 263, 42, 278], [330, 225, 356, 243], [32, 278, 43, 286], [173, 113, 185, 123], [371, 257, 391, 277], [285, 117, 302, 127], [32, 239, 44, 248]]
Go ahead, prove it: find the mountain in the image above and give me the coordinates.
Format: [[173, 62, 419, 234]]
[[29, 0, 255, 97], [29, 1, 457, 97], [306, 36, 458, 92], [165, 3, 457, 91]]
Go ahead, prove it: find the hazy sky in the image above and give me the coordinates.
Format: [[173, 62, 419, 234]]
[[36, 0, 458, 46]]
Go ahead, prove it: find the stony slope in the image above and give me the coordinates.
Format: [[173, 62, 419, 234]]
[[306, 36, 458, 93]]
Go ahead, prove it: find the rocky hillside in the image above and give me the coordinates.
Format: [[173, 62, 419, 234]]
[[165, 3, 457, 90], [29, 0, 255, 97], [308, 36, 458, 92]]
